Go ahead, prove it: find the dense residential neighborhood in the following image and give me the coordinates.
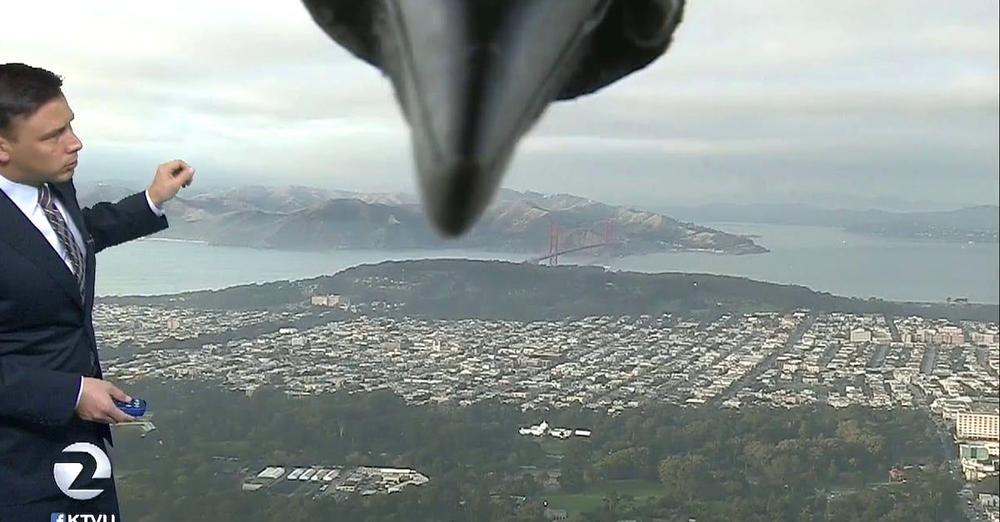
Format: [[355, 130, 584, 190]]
[[94, 301, 999, 517]]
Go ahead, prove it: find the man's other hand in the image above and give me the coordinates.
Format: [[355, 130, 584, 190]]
[[147, 159, 195, 207], [75, 377, 136, 424]]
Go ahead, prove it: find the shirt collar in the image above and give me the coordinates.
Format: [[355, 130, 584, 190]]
[[0, 170, 42, 217]]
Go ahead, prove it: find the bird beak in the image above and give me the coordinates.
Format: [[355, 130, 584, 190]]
[[379, 0, 610, 235]]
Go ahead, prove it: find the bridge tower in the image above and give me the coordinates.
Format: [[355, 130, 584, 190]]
[[603, 218, 617, 258], [548, 222, 560, 266]]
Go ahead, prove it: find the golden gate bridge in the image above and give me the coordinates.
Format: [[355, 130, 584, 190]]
[[527, 219, 621, 266]]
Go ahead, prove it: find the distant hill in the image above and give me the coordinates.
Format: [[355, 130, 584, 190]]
[[77, 183, 766, 256], [663, 203, 999, 243], [102, 259, 998, 323]]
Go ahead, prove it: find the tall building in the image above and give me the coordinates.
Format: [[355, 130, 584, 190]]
[[940, 325, 965, 345], [957, 413, 1000, 442]]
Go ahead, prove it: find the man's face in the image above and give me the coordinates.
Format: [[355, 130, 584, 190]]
[[0, 95, 83, 186]]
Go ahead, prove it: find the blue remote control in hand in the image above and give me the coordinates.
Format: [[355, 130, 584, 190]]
[[115, 398, 147, 417]]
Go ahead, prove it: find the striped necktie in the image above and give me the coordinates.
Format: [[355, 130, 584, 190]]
[[38, 183, 86, 296]]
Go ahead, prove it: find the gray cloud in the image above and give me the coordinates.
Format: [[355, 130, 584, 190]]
[[4, 0, 997, 209]]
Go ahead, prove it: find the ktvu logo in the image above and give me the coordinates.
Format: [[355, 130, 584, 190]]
[[53, 442, 112, 500], [50, 513, 117, 522]]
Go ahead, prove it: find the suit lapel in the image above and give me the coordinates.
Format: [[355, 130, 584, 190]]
[[0, 188, 85, 309], [48, 184, 103, 381]]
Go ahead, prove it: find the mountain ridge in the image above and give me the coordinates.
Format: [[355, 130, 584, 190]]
[[77, 182, 766, 255]]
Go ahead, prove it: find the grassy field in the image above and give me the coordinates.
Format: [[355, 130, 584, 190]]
[[539, 439, 573, 458], [544, 479, 664, 514]]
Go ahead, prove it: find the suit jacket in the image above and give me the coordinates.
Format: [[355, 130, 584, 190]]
[[0, 180, 167, 506]]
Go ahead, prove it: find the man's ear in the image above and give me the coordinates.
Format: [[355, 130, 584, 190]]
[[0, 136, 9, 164]]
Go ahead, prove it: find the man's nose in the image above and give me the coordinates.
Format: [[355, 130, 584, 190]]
[[67, 130, 83, 153]]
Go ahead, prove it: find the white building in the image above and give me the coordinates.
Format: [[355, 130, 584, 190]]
[[311, 294, 349, 308], [519, 421, 549, 436], [256, 467, 285, 480], [850, 329, 872, 343], [957, 413, 1000, 442]]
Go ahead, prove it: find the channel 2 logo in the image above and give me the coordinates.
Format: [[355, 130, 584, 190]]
[[52, 442, 112, 500]]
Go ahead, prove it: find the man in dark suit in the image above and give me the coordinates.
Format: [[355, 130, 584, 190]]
[[0, 63, 195, 520]]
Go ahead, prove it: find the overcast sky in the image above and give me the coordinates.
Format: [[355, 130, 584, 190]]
[[4, 1, 998, 210]]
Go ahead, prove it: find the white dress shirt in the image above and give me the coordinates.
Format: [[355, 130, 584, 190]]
[[0, 171, 164, 411]]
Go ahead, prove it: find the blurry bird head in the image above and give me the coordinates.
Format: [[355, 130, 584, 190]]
[[303, 0, 685, 235]]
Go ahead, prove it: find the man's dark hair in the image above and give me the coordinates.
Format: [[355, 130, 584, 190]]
[[0, 63, 64, 139]]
